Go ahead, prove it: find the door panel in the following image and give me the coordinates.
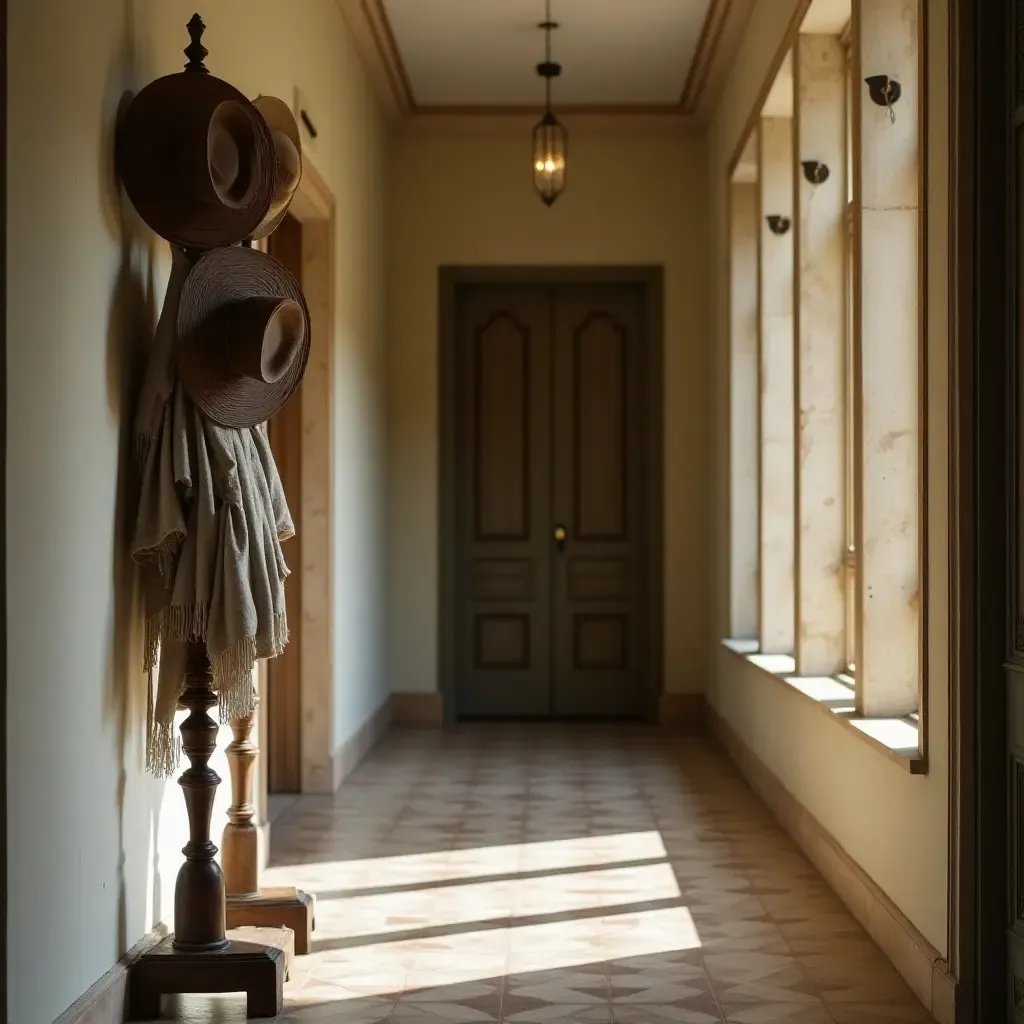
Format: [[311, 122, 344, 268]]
[[456, 285, 553, 716], [552, 285, 645, 716], [454, 280, 647, 718]]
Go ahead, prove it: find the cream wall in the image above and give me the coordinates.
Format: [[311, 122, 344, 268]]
[[386, 123, 710, 701], [6, 2, 388, 1021], [707, 0, 949, 951]]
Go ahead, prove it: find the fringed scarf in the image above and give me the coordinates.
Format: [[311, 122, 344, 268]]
[[132, 245, 294, 777]]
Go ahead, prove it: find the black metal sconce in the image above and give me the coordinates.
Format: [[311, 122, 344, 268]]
[[766, 215, 791, 235], [801, 160, 830, 185], [865, 74, 901, 122]]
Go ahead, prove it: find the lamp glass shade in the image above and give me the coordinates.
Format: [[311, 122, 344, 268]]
[[532, 111, 568, 205]]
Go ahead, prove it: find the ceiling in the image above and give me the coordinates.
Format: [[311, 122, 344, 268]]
[[802, 0, 852, 33], [338, 0, 756, 121]]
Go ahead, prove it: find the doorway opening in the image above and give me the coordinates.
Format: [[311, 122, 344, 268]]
[[439, 268, 664, 723]]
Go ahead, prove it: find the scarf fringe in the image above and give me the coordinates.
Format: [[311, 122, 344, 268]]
[[133, 528, 185, 581], [143, 606, 289, 779]]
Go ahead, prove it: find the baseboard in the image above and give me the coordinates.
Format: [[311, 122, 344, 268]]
[[331, 695, 393, 790], [658, 692, 706, 730], [391, 691, 444, 725], [706, 703, 956, 1023], [52, 924, 169, 1024]]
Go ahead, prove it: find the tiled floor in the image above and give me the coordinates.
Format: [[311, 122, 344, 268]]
[[157, 726, 931, 1023]]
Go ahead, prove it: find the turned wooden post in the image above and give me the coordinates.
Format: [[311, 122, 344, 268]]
[[223, 710, 261, 898], [175, 641, 230, 951], [129, 639, 287, 1020], [223, 704, 315, 953]]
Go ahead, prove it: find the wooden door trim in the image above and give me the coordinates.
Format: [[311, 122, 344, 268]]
[[268, 216, 305, 794], [260, 156, 338, 795], [439, 266, 665, 724]]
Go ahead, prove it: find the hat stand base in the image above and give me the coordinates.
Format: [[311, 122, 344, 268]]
[[127, 934, 287, 1020], [223, 709, 315, 954], [127, 642, 286, 1020]]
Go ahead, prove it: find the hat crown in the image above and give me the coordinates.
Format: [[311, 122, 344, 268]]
[[221, 297, 305, 385]]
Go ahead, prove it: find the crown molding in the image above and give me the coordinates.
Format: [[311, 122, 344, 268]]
[[337, 0, 755, 124], [394, 111, 707, 138]]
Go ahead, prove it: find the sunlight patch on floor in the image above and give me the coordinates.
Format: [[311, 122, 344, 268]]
[[263, 830, 669, 892], [312, 862, 681, 937], [285, 905, 703, 1004]]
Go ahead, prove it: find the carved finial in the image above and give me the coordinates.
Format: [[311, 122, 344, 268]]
[[184, 13, 209, 74]]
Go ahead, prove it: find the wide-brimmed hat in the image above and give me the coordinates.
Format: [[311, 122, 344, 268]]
[[250, 96, 302, 240], [177, 246, 310, 428], [117, 72, 276, 249]]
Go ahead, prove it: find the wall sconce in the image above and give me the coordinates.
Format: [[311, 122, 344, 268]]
[[766, 215, 791, 236], [865, 74, 901, 122], [801, 160, 830, 185]]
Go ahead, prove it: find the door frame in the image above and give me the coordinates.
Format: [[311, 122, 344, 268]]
[[257, 157, 338, 802], [438, 265, 665, 724]]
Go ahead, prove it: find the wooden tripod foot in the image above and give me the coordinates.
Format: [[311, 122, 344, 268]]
[[228, 886, 315, 955]]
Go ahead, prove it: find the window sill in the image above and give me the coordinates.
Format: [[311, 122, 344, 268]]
[[720, 639, 926, 774]]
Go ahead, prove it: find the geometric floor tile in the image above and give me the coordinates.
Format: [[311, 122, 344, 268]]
[[135, 726, 934, 1023]]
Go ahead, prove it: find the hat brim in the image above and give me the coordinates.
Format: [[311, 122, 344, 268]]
[[250, 96, 303, 241], [177, 247, 311, 428], [117, 73, 276, 249]]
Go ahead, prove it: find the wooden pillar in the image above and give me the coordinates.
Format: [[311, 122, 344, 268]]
[[758, 117, 796, 654], [730, 177, 760, 639], [793, 35, 847, 676], [853, 0, 921, 715]]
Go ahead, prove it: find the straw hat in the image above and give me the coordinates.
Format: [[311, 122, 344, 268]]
[[117, 73, 276, 249], [177, 246, 310, 428], [250, 96, 302, 240]]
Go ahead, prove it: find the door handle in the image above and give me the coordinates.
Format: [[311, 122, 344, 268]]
[[554, 524, 567, 553]]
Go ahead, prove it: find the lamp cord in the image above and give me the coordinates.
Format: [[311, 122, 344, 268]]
[[544, 0, 552, 111]]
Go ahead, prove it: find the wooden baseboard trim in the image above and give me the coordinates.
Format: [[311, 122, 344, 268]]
[[658, 692, 706, 730], [332, 695, 393, 790], [390, 691, 444, 725], [706, 703, 955, 1022], [52, 923, 169, 1024]]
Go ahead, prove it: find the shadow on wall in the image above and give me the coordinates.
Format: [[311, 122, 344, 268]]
[[100, 0, 168, 958]]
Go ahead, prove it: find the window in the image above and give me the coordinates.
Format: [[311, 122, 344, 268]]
[[725, 2, 924, 768]]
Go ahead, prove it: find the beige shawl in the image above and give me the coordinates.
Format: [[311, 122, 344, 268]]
[[132, 246, 294, 777]]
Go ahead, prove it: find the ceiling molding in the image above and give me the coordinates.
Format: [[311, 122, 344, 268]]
[[396, 111, 706, 138], [337, 0, 756, 123], [680, 0, 730, 113]]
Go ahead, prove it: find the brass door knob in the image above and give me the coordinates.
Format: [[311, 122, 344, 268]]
[[554, 524, 567, 552]]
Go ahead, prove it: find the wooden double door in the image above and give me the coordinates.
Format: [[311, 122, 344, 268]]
[[453, 281, 650, 718]]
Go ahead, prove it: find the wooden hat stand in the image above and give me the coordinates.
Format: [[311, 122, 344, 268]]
[[125, 17, 312, 1018]]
